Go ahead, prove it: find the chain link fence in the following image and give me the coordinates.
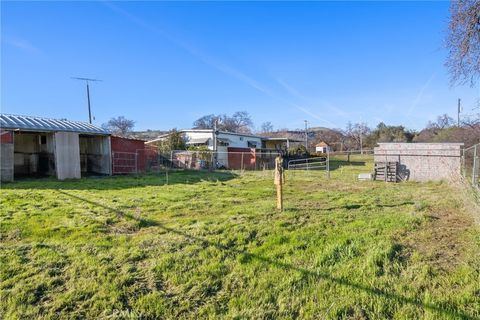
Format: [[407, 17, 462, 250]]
[[112, 148, 282, 173], [463, 143, 480, 189]]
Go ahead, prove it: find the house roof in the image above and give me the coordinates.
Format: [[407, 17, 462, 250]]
[[263, 137, 304, 142], [111, 135, 147, 142], [181, 129, 263, 139], [0, 114, 110, 135], [316, 141, 329, 147], [187, 137, 211, 144]]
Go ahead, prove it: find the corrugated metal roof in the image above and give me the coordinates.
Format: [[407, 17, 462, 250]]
[[0, 114, 110, 135]]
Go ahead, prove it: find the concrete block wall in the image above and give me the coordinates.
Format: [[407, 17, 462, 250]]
[[374, 143, 463, 182]]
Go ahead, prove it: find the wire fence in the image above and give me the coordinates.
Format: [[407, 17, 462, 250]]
[[111, 147, 375, 175], [463, 143, 480, 189], [112, 149, 282, 174], [111, 145, 478, 190]]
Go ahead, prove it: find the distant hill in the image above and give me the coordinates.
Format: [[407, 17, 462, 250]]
[[131, 130, 168, 141]]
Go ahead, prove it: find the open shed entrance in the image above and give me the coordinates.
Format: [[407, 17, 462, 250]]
[[13, 132, 56, 179], [79, 135, 111, 176]]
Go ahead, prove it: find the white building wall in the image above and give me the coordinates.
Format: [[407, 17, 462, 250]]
[[54, 132, 81, 180], [217, 132, 262, 148], [183, 131, 214, 148], [183, 130, 262, 149]]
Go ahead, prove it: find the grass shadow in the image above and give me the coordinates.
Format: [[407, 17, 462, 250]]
[[58, 192, 475, 319], [329, 160, 367, 171], [2, 170, 238, 190]]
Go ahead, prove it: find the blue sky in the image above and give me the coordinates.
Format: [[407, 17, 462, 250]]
[[2, 1, 479, 131]]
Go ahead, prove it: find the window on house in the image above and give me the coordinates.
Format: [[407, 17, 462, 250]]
[[247, 141, 257, 148], [40, 135, 47, 145]]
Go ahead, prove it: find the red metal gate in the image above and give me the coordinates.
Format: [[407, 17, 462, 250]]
[[112, 151, 137, 174]]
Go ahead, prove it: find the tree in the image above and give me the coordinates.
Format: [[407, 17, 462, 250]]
[[102, 116, 135, 136], [343, 122, 371, 150], [364, 122, 415, 148], [193, 114, 220, 130], [229, 111, 253, 133], [192, 111, 253, 133], [427, 114, 456, 129], [157, 129, 186, 152], [446, 0, 480, 86], [260, 121, 274, 134]]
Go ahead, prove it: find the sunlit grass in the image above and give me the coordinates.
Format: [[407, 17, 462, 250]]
[[1, 161, 479, 319]]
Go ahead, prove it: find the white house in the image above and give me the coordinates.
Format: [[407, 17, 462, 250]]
[[181, 129, 263, 167], [315, 141, 330, 153], [147, 129, 264, 168]]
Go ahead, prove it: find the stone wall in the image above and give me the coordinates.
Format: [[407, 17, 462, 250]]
[[374, 143, 463, 182]]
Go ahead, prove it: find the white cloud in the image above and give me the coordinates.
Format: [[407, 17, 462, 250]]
[[3, 35, 39, 53]]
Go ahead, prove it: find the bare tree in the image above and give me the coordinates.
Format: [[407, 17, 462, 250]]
[[193, 111, 253, 133], [343, 122, 371, 150], [446, 0, 480, 86], [193, 114, 220, 129], [260, 121, 274, 134], [224, 111, 253, 133], [427, 114, 456, 129], [102, 116, 135, 136]]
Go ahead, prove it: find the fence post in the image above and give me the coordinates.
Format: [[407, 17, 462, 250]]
[[473, 145, 478, 186], [326, 149, 330, 179], [241, 152, 244, 172], [135, 152, 138, 175], [274, 156, 284, 211]]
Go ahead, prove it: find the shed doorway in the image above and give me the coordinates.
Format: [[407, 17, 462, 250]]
[[13, 132, 55, 179]]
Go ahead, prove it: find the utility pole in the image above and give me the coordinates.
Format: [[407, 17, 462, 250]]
[[457, 98, 461, 127], [304, 120, 308, 151], [360, 132, 363, 155], [72, 77, 102, 124], [213, 119, 218, 169]]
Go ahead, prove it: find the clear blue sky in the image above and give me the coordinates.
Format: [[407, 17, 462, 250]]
[[2, 1, 479, 131]]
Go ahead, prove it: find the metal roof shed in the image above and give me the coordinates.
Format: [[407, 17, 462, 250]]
[[0, 114, 111, 182]]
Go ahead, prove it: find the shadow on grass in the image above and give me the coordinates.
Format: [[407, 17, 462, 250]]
[[324, 201, 415, 211], [329, 160, 367, 171], [57, 191, 475, 319], [2, 170, 237, 190]]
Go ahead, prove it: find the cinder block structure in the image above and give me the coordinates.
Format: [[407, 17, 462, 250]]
[[0, 114, 111, 182], [374, 142, 463, 182]]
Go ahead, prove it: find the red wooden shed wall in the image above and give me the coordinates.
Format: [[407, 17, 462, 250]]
[[111, 136, 146, 174]]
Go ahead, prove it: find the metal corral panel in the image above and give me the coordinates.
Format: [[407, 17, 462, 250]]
[[0, 114, 109, 135]]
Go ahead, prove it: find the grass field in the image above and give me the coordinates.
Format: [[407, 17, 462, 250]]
[[1, 159, 480, 319]]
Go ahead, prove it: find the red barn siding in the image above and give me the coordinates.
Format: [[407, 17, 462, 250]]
[[111, 136, 146, 174], [227, 147, 256, 170], [0, 130, 13, 144]]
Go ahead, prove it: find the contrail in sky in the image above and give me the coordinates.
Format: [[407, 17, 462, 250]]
[[103, 1, 335, 125]]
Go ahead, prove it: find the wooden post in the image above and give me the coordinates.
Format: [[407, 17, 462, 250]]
[[241, 152, 244, 172], [275, 156, 284, 211]]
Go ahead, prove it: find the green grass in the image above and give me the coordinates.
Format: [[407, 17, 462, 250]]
[[1, 162, 480, 319]]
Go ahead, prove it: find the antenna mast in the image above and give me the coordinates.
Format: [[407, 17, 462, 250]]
[[72, 77, 102, 124]]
